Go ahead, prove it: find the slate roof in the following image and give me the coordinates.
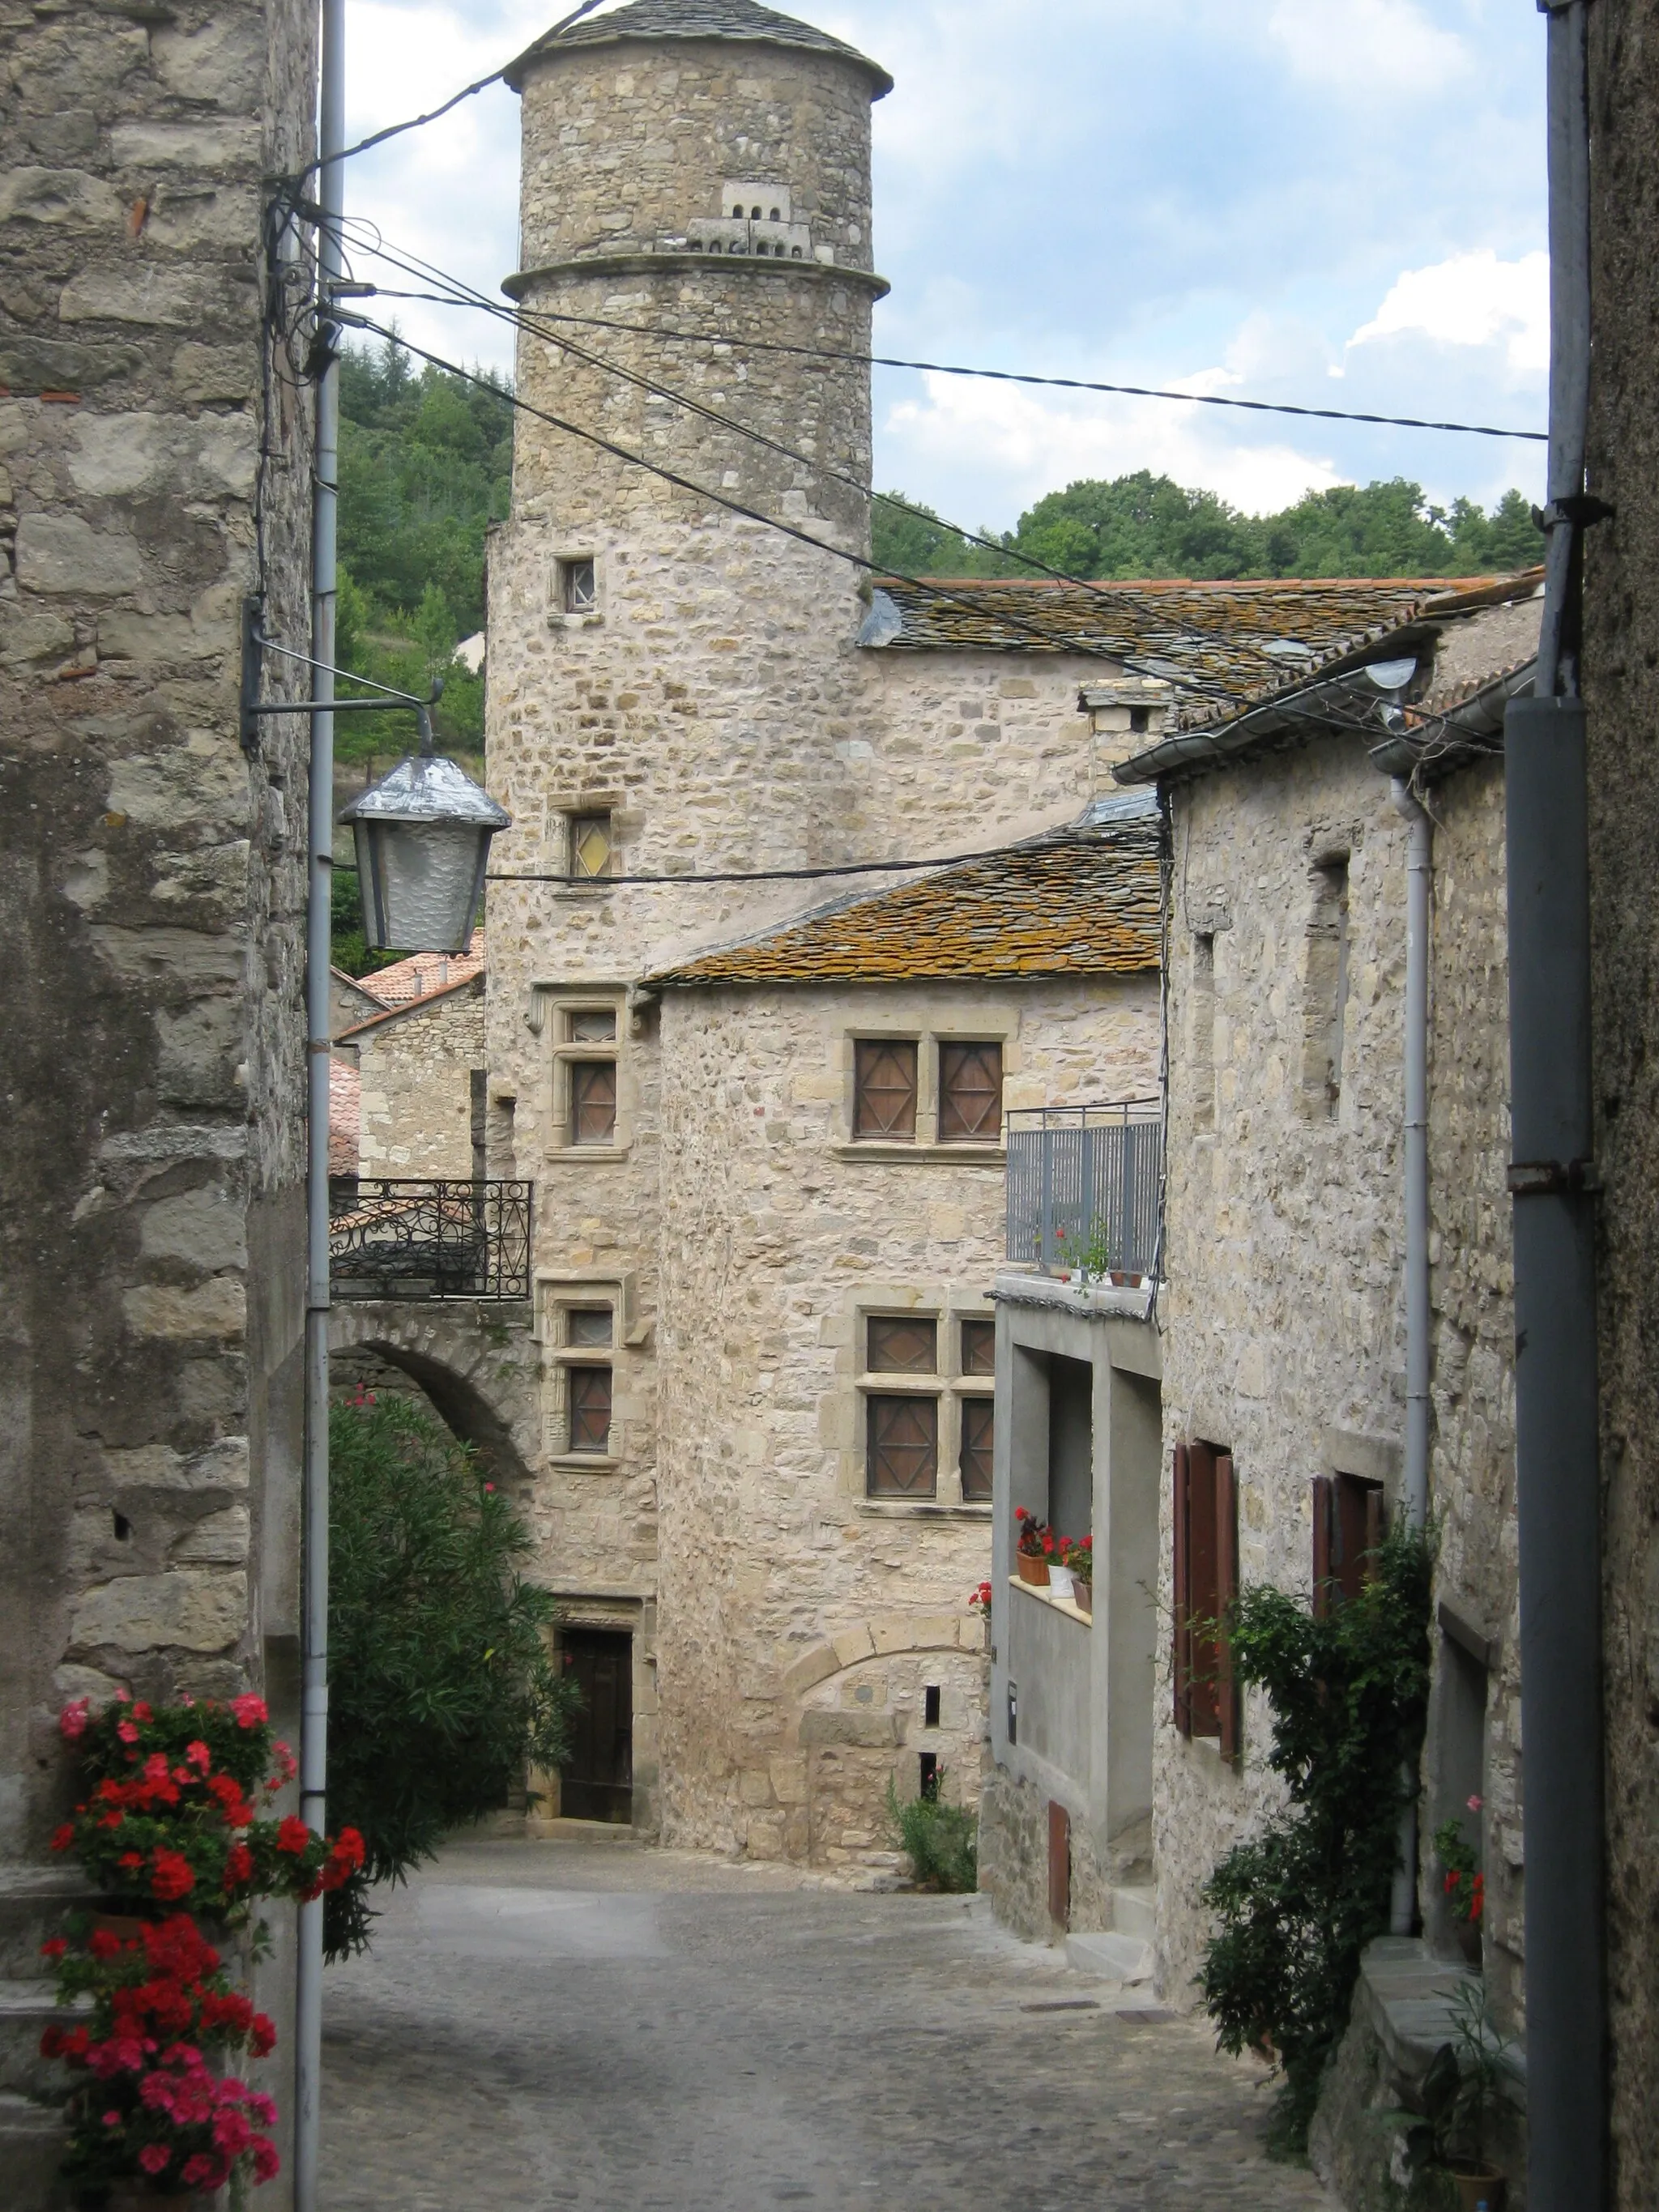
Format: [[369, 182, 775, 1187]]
[[506, 0, 892, 95], [645, 798, 1162, 988], [859, 574, 1533, 720]]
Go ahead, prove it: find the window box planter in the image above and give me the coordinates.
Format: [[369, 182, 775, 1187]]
[[1015, 1552, 1050, 1587]]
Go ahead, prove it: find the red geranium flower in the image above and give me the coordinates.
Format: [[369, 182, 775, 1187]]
[[49, 1822, 75, 1852], [275, 1815, 311, 1856], [150, 1849, 195, 1903], [230, 1694, 268, 1730]]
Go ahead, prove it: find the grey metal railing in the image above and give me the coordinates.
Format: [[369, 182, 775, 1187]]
[[328, 1178, 533, 1301], [1005, 1102, 1163, 1279]]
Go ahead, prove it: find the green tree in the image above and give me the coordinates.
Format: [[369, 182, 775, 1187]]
[[324, 1394, 579, 1958]]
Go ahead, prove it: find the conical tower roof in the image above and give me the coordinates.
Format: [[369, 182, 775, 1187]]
[[505, 0, 892, 97]]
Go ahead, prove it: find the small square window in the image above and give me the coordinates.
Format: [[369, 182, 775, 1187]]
[[569, 1061, 617, 1145], [568, 1307, 612, 1348], [567, 1007, 617, 1042], [558, 557, 597, 614], [568, 1365, 612, 1453], [938, 1040, 1003, 1142], [853, 1038, 918, 1140], [868, 1315, 936, 1375], [960, 1318, 995, 1376], [960, 1398, 995, 1501], [569, 812, 612, 880], [867, 1395, 938, 1498]]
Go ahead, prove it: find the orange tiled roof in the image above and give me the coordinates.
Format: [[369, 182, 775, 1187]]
[[862, 574, 1530, 717], [353, 933, 485, 1011], [645, 802, 1161, 988]]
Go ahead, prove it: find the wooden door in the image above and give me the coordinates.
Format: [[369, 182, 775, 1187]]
[[559, 1628, 633, 1824]]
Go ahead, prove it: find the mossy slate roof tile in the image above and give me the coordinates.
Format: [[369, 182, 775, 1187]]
[[646, 817, 1162, 988]]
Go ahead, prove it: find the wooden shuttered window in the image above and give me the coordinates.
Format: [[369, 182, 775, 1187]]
[[1313, 1472, 1386, 1617], [867, 1396, 938, 1497], [853, 1039, 919, 1139], [938, 1041, 1004, 1141], [959, 1397, 995, 1501], [1173, 1441, 1240, 1761]]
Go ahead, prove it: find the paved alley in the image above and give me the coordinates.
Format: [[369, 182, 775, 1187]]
[[318, 1834, 1335, 2210]]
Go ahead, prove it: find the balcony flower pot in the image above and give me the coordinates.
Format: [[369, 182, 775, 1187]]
[[1071, 1578, 1093, 1616], [1048, 1565, 1075, 1602], [1015, 1553, 1050, 1588], [1435, 2166, 1505, 2212]]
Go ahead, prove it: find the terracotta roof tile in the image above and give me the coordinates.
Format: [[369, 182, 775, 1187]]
[[353, 933, 485, 1011], [646, 803, 1161, 987], [861, 574, 1529, 718]]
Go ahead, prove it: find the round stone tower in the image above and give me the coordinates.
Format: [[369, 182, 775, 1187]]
[[487, 0, 893, 960]]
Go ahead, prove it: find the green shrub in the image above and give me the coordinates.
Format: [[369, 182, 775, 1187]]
[[1198, 1520, 1434, 2154], [325, 1394, 578, 1957], [885, 1774, 979, 1893]]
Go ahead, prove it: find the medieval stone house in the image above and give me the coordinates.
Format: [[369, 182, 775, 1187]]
[[1, 3, 316, 2201]]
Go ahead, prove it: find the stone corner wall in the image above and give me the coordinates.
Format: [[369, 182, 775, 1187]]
[[356, 982, 485, 1178]]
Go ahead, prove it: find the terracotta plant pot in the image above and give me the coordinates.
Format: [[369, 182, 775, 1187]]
[[1438, 2167, 1505, 2212], [1015, 1552, 1050, 1587], [87, 1911, 149, 1944], [1071, 1579, 1093, 1616], [105, 2191, 218, 2211], [1453, 1917, 1482, 1967]]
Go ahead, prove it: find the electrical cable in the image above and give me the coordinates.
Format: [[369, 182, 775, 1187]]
[[482, 833, 1142, 888]]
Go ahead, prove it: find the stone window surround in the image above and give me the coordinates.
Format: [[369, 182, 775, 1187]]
[[531, 983, 634, 1159], [534, 791, 627, 889], [537, 1270, 647, 1472], [848, 1293, 996, 1516], [548, 547, 603, 630], [834, 1017, 1014, 1162]]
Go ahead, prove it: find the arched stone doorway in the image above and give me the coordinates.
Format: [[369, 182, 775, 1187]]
[[327, 1301, 539, 1491]]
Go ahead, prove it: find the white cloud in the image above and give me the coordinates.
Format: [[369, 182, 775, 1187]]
[[1268, 0, 1473, 92], [1346, 249, 1550, 376]]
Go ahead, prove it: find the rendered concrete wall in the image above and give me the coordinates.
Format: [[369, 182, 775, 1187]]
[[0, 2, 315, 2198], [1157, 735, 1520, 2021], [1584, 8, 1659, 2198]]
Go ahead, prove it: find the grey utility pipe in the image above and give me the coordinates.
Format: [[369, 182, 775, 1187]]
[[294, 2, 345, 2205], [1388, 778, 1431, 1938], [1503, 3, 1608, 2207]]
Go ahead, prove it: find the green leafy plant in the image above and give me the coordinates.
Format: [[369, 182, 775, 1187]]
[[325, 1392, 578, 1957], [1433, 1801, 1485, 1926], [1197, 1520, 1434, 2154], [885, 1774, 978, 1894], [1060, 1535, 1094, 1585], [1388, 1979, 1512, 2183]]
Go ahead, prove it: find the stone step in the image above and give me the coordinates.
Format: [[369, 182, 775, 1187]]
[[1065, 1929, 1154, 1984], [0, 1869, 96, 1980], [0, 2092, 70, 2210], [1111, 1884, 1157, 1946], [0, 1984, 86, 2100]]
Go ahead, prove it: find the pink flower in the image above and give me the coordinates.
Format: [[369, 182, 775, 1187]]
[[139, 2144, 171, 2176], [1467, 1793, 1484, 1813], [59, 1699, 90, 1741], [230, 1694, 268, 1730], [102, 2111, 121, 2128], [186, 1740, 212, 1771], [484, 1482, 496, 1493], [253, 2136, 281, 2181], [116, 1720, 139, 1745]]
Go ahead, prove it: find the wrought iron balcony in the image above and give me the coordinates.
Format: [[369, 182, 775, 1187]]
[[328, 1178, 533, 1302], [1005, 1102, 1163, 1281]]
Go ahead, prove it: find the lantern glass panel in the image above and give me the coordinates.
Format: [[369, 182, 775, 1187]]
[[354, 819, 486, 953]]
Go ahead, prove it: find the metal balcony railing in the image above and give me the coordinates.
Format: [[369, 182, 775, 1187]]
[[328, 1178, 533, 1302], [1005, 1102, 1163, 1281]]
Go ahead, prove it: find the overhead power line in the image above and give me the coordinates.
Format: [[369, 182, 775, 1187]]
[[484, 837, 1107, 888]]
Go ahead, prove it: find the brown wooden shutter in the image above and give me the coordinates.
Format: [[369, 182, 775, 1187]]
[[939, 1041, 1004, 1140], [1311, 1474, 1333, 1621], [1047, 1799, 1071, 1928], [1215, 1451, 1241, 1766], [1172, 1443, 1192, 1737], [853, 1039, 918, 1138]]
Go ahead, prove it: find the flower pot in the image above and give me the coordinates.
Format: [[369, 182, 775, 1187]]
[[1048, 1565, 1075, 1601], [1437, 2166, 1506, 2212], [104, 2190, 220, 2210], [1453, 1917, 1482, 1967], [1015, 1553, 1050, 1587], [87, 1911, 149, 1944], [1071, 1579, 1093, 1616]]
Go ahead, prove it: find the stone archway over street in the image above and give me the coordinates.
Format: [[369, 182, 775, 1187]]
[[329, 1301, 540, 1490]]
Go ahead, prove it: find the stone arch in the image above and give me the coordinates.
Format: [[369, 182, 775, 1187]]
[[328, 1302, 540, 1490]]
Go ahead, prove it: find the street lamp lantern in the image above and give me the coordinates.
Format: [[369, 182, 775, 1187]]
[[341, 718, 511, 953]]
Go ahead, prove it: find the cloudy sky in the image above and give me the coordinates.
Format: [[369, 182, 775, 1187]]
[[336, 0, 1549, 535]]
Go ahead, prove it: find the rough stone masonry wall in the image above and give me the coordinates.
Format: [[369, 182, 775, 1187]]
[[1585, 7, 1659, 2200], [653, 974, 1159, 1864], [1157, 735, 1518, 2019], [356, 982, 484, 1178], [0, 1, 314, 2193]]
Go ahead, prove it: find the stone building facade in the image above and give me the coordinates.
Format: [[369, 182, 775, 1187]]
[[1110, 579, 1540, 2197], [0, 2, 316, 2201], [1586, 7, 1659, 2201]]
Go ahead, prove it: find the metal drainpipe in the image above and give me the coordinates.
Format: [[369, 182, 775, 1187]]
[[1389, 777, 1432, 1937], [294, 3, 345, 2206], [1503, 3, 1607, 2207]]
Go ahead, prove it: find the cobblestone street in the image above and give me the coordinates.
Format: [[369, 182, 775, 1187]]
[[319, 1835, 1335, 2210]]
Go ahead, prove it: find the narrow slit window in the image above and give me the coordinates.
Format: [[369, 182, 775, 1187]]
[[867, 1315, 936, 1375], [867, 1396, 938, 1498], [1303, 858, 1350, 1117], [919, 1750, 940, 1799], [853, 1038, 918, 1140], [923, 1685, 941, 1728], [938, 1040, 1004, 1142], [568, 1366, 612, 1454], [959, 1398, 995, 1501], [569, 1061, 617, 1145], [1192, 932, 1216, 1134], [1313, 1473, 1385, 1614]]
